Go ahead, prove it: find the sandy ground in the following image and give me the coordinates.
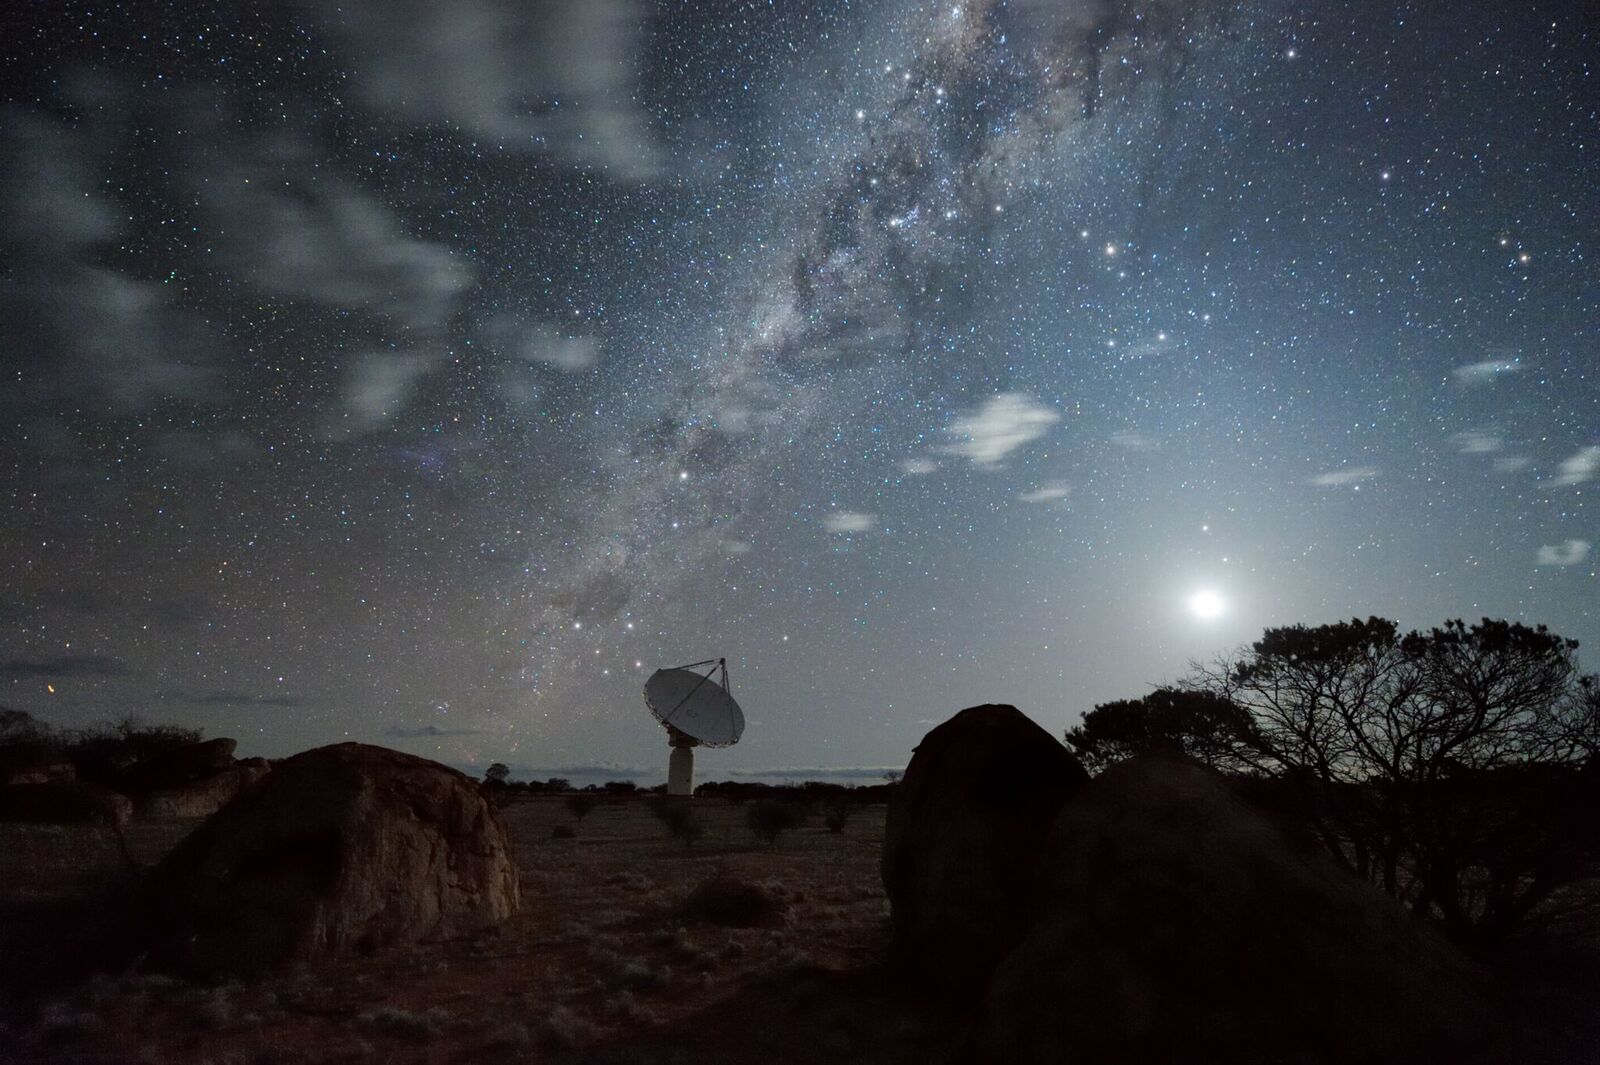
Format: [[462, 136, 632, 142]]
[[0, 796, 969, 1065], [3, 794, 1598, 1064]]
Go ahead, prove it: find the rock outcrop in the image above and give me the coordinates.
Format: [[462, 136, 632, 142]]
[[882, 704, 1088, 992], [980, 754, 1503, 1064], [144, 742, 520, 977], [134, 763, 266, 819]]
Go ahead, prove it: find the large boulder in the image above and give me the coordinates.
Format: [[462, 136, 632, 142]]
[[882, 705, 1088, 993], [0, 780, 131, 825], [134, 763, 265, 819], [981, 754, 1504, 1064], [143, 742, 520, 977]]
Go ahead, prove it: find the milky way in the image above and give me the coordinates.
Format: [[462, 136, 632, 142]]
[[1, 0, 1594, 780]]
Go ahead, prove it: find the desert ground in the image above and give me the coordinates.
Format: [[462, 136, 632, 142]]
[[0, 794, 970, 1065], [3, 789, 1599, 1065]]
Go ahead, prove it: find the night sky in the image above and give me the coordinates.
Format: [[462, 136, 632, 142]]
[[2, 1, 1595, 782]]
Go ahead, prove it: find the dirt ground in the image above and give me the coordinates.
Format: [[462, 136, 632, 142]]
[[2, 795, 1598, 1064], [0, 797, 971, 1065]]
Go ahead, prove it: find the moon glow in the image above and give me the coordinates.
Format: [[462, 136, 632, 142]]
[[1188, 589, 1227, 621]]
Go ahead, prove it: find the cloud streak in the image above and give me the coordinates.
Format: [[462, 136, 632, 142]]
[[314, 0, 660, 179], [1536, 540, 1590, 567], [1451, 358, 1521, 385], [823, 511, 876, 534], [1, 654, 131, 679], [383, 724, 486, 739], [1552, 445, 1600, 487], [1310, 467, 1379, 487], [154, 689, 308, 708], [940, 393, 1059, 468], [1020, 483, 1071, 504]]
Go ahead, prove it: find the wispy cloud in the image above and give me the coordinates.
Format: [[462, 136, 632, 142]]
[[1310, 466, 1379, 487], [1451, 429, 1502, 454], [155, 689, 307, 708], [202, 162, 473, 330], [940, 392, 1059, 468], [822, 511, 875, 533], [340, 351, 442, 433], [1019, 482, 1071, 504], [317, 0, 660, 179], [0, 654, 130, 679], [1110, 431, 1158, 452], [1536, 540, 1591, 567], [383, 724, 485, 739], [899, 458, 940, 476], [1493, 455, 1532, 473], [486, 315, 600, 372], [1552, 445, 1600, 487], [0, 111, 225, 413], [1451, 358, 1521, 385]]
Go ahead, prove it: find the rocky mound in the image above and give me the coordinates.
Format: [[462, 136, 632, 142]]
[[985, 753, 1502, 1063], [143, 742, 520, 977], [882, 704, 1088, 992]]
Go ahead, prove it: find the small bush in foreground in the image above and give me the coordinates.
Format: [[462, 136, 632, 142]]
[[746, 799, 804, 844], [678, 877, 790, 928], [647, 795, 703, 849]]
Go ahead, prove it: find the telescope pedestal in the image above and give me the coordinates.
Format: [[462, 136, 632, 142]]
[[667, 744, 695, 797]]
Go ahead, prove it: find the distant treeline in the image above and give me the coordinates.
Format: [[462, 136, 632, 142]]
[[0, 709, 204, 786], [479, 771, 896, 805]]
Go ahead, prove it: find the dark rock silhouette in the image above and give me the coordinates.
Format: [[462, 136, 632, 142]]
[[133, 762, 267, 819], [143, 742, 519, 977], [882, 704, 1088, 993], [981, 753, 1504, 1064], [0, 780, 131, 825]]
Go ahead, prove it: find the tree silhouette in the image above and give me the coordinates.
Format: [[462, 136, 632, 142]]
[[1074, 617, 1600, 951]]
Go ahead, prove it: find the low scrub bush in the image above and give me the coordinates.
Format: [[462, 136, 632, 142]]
[[746, 799, 805, 844]]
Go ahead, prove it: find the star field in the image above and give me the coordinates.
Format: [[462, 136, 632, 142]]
[[1, 0, 1594, 780]]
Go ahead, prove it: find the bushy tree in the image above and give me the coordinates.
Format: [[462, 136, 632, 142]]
[[483, 763, 511, 785], [1074, 617, 1600, 950], [66, 715, 203, 784], [1065, 688, 1264, 775], [746, 799, 805, 845]]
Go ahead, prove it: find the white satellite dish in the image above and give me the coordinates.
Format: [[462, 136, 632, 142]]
[[644, 658, 744, 796]]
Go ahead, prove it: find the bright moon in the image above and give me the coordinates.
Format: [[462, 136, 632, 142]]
[[1188, 589, 1227, 620]]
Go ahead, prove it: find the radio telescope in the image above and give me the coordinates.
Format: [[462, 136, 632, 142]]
[[644, 658, 744, 796]]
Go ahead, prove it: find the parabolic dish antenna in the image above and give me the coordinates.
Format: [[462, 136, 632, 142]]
[[644, 658, 743, 795]]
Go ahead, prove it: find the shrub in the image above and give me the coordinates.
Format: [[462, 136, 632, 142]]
[[552, 824, 576, 839], [823, 803, 851, 834], [565, 793, 599, 820], [678, 877, 790, 928], [647, 795, 703, 849], [64, 717, 203, 786], [746, 799, 804, 844]]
